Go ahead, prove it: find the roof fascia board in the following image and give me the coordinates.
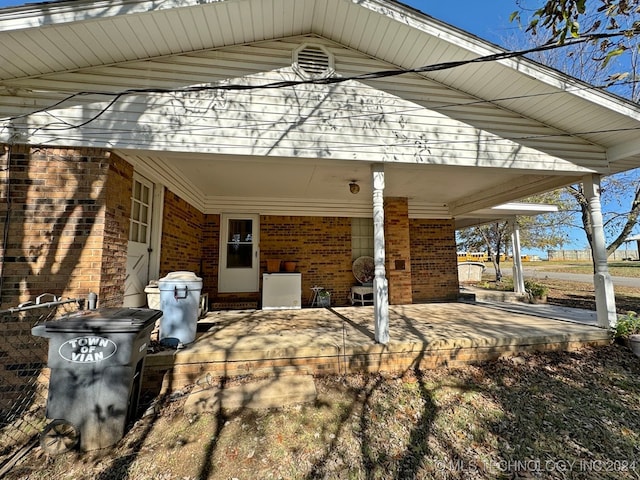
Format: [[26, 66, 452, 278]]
[[454, 203, 558, 229], [474, 203, 559, 216], [362, 0, 500, 57], [495, 56, 640, 122]]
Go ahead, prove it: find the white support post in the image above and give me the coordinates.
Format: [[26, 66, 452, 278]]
[[510, 218, 525, 294], [584, 174, 617, 329], [371, 164, 389, 344]]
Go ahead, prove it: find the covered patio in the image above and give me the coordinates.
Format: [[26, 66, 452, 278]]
[[143, 301, 610, 393]]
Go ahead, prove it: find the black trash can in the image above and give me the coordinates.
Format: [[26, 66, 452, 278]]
[[32, 307, 162, 453]]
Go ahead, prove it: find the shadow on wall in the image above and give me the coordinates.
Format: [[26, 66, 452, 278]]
[[1, 146, 110, 308]]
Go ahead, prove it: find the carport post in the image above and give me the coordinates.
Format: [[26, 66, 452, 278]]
[[584, 174, 617, 329], [510, 218, 525, 294], [372, 164, 389, 344]]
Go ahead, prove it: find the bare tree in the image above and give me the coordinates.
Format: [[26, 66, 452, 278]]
[[509, 1, 640, 259]]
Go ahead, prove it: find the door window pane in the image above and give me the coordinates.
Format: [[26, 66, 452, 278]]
[[226, 219, 253, 268], [129, 178, 152, 243], [226, 244, 253, 268]]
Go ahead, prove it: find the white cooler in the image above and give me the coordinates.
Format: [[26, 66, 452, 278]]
[[262, 273, 301, 310]]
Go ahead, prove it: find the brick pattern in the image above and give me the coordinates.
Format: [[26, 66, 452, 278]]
[[0, 145, 112, 307], [201, 214, 220, 303], [384, 197, 412, 304], [159, 189, 205, 277], [0, 303, 79, 431], [98, 154, 133, 307], [410, 219, 459, 301], [0, 310, 49, 414], [142, 338, 611, 393], [260, 216, 353, 306]]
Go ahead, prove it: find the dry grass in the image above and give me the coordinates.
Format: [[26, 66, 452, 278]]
[[7, 344, 640, 480], [528, 261, 640, 278], [481, 260, 640, 313], [491, 259, 640, 278], [544, 278, 640, 313]]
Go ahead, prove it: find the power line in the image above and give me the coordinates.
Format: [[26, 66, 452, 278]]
[[2, 28, 638, 131]]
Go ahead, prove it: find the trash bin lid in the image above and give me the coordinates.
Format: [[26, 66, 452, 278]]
[[158, 271, 202, 290], [159, 271, 202, 282], [41, 308, 163, 333]]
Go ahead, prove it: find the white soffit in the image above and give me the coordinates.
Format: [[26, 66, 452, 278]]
[[454, 202, 559, 229]]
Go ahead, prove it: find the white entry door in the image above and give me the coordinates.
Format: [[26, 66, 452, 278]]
[[219, 214, 260, 293], [124, 175, 154, 307]]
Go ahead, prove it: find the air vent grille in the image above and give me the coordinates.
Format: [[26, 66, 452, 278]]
[[298, 47, 330, 75], [294, 44, 334, 79]]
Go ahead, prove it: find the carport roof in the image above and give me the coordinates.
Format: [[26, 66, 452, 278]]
[[2, 0, 640, 174]]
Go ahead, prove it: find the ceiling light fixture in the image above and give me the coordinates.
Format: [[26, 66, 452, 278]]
[[349, 181, 360, 194]]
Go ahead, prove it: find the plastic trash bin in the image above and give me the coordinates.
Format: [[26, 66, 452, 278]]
[[32, 307, 162, 453], [158, 271, 202, 347]]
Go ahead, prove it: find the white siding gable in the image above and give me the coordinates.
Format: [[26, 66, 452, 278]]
[[3, 71, 596, 174]]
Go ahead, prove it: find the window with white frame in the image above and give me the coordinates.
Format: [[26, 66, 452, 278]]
[[352, 218, 374, 260]]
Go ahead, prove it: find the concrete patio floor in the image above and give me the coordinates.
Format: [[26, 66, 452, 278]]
[[143, 301, 611, 394]]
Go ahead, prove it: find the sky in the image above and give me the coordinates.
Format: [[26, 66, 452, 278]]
[[406, 1, 520, 44], [0, 0, 636, 256]]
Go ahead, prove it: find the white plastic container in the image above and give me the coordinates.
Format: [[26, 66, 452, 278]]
[[144, 281, 160, 310], [158, 271, 202, 347]]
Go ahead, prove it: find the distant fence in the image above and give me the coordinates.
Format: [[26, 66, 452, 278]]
[[548, 249, 639, 261]]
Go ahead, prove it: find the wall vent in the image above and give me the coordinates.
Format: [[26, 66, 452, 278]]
[[293, 44, 334, 79]]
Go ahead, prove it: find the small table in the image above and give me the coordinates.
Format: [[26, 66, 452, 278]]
[[350, 286, 373, 306], [310, 286, 324, 307]]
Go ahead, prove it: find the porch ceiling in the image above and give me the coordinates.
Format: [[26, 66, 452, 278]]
[[117, 149, 575, 219]]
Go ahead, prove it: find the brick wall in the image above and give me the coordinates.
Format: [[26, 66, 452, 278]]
[[260, 216, 353, 306], [410, 219, 459, 302], [384, 197, 412, 305], [201, 214, 220, 303], [0, 145, 114, 307], [98, 154, 133, 307], [160, 190, 205, 277]]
